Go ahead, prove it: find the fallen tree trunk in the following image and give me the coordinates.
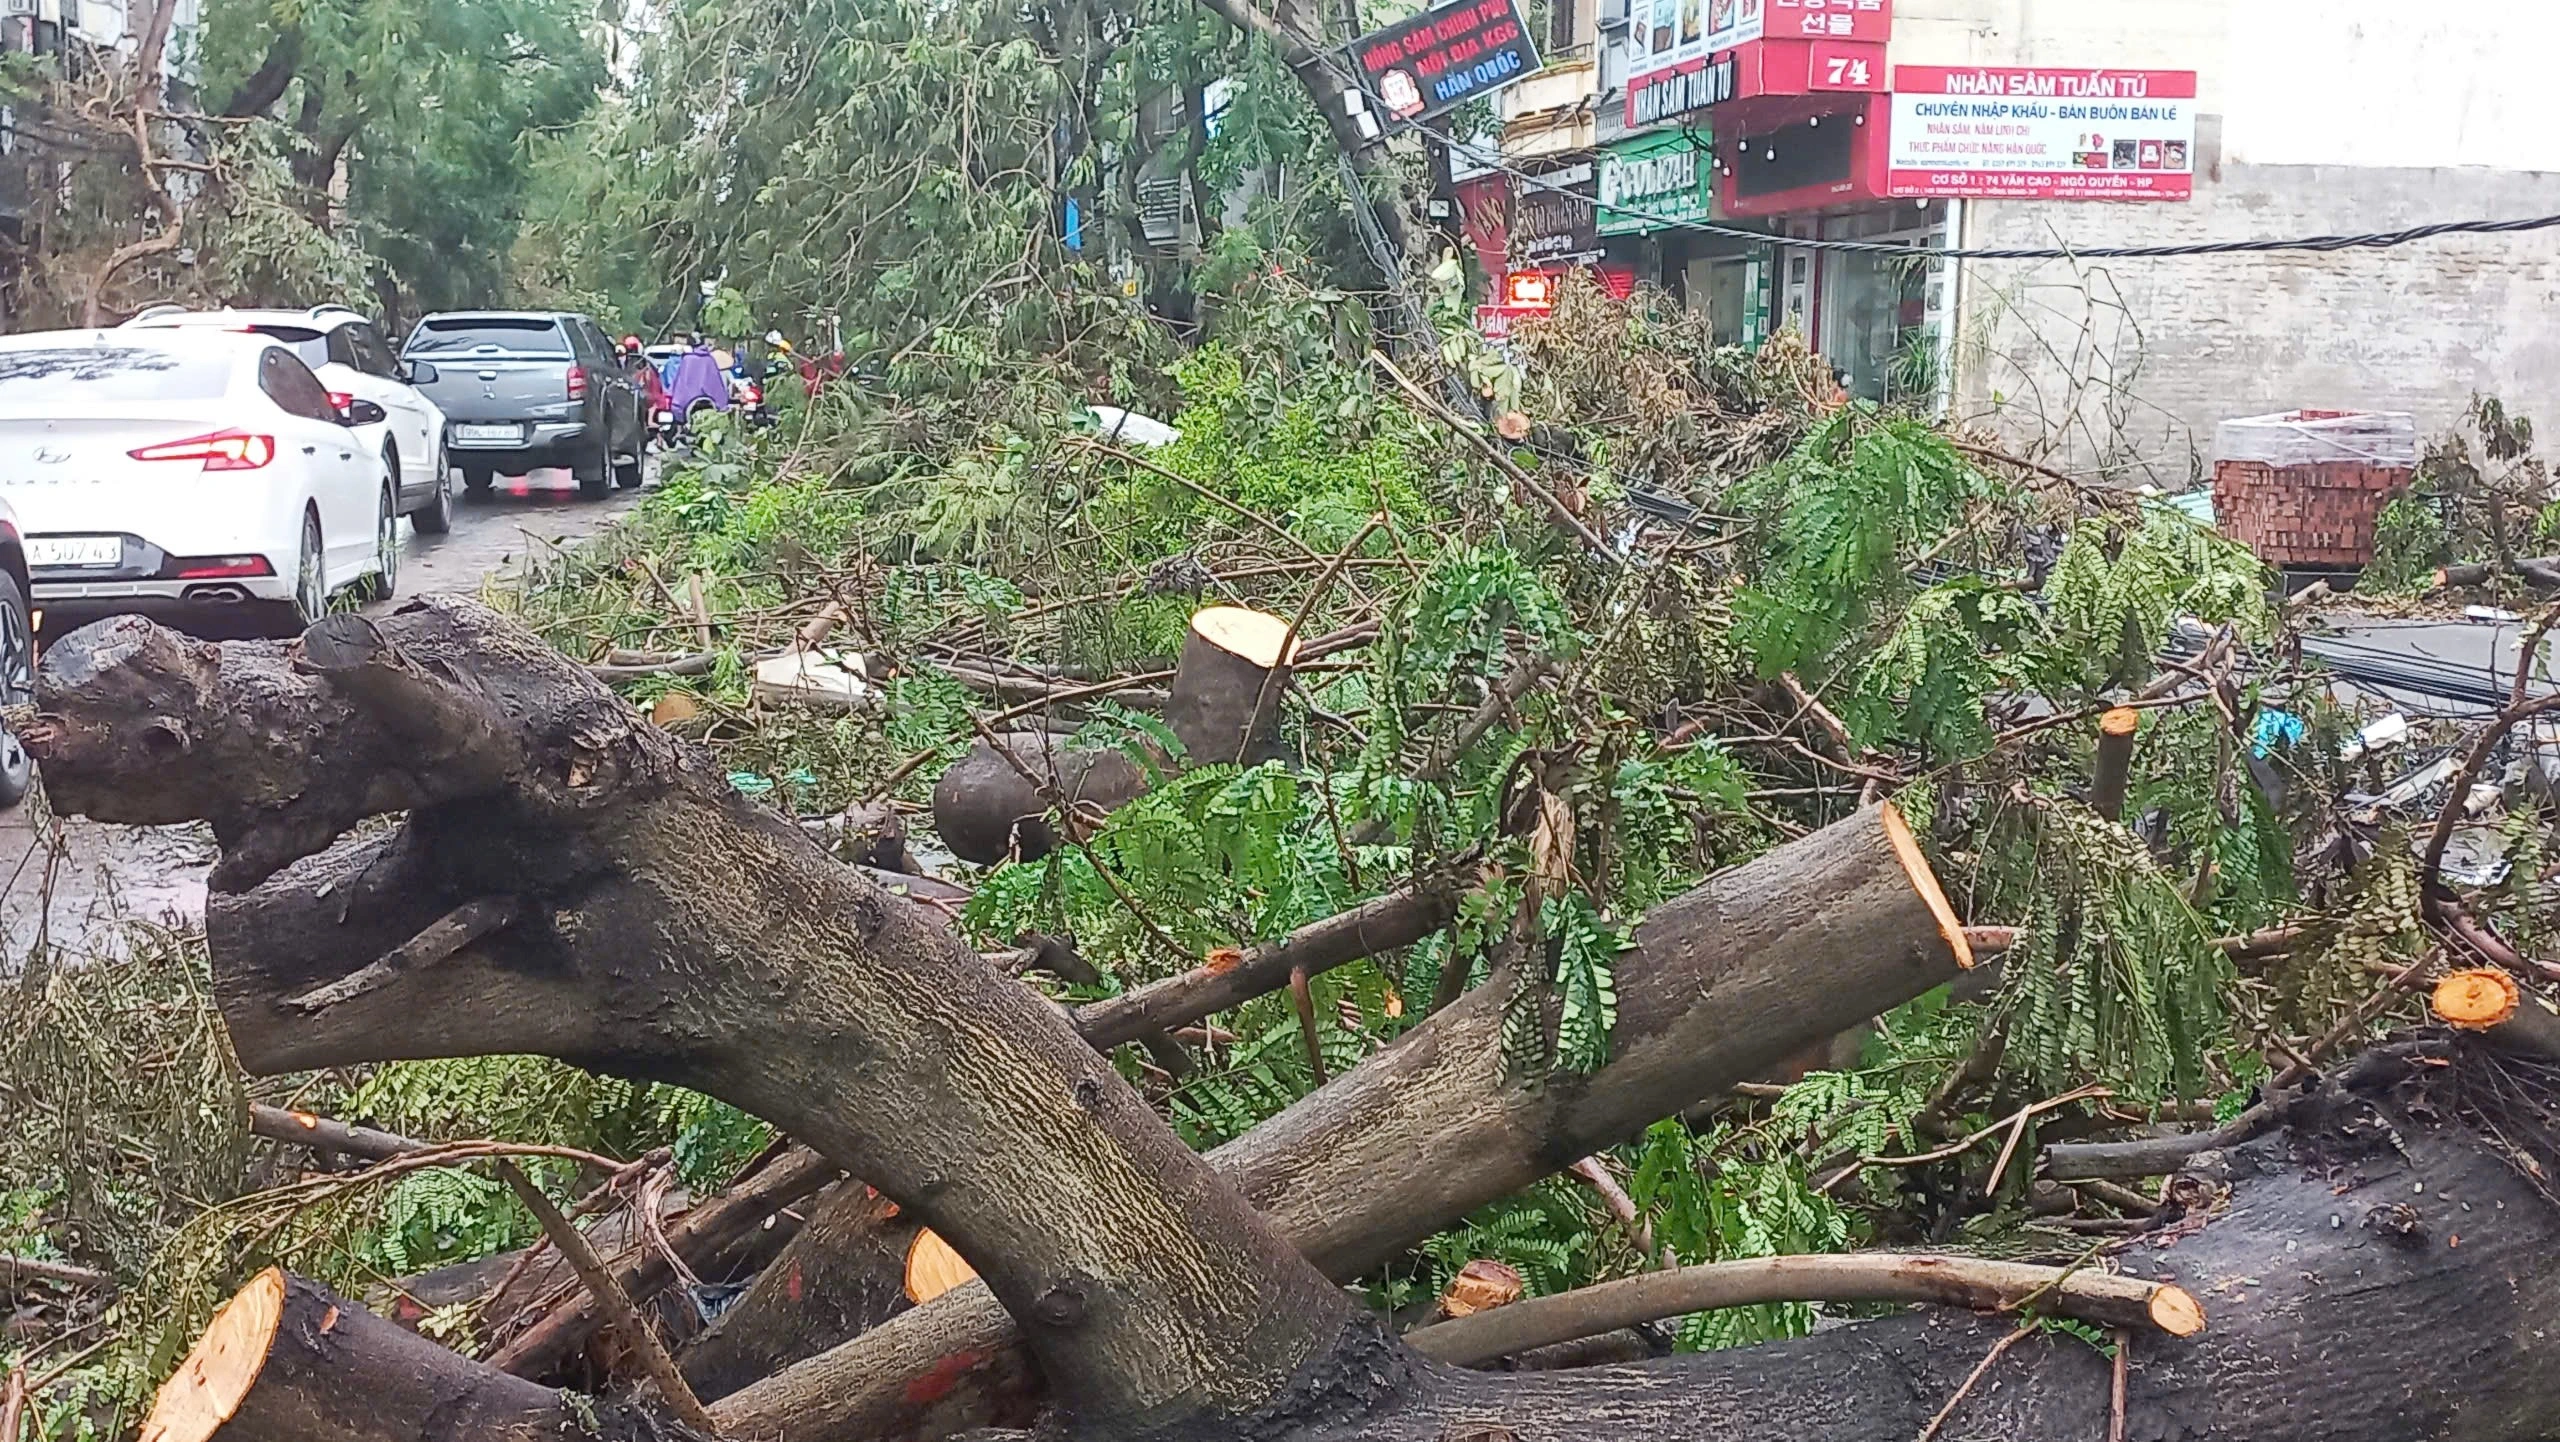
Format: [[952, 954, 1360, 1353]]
[[1405, 1253, 2203, 1367], [712, 803, 1977, 1439], [30, 602, 1375, 1442], [2435, 556, 2560, 592], [145, 1042, 2560, 1442]]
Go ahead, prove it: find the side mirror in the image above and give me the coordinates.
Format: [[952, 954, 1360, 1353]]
[[404, 361, 440, 385], [341, 398, 388, 427]]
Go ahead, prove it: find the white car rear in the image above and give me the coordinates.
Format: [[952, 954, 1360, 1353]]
[[0, 329, 395, 631], [122, 304, 455, 534]]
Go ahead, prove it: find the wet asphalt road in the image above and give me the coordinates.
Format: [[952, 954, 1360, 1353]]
[[0, 468, 647, 957]]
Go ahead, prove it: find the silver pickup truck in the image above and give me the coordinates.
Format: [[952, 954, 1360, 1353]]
[[401, 311, 646, 499]]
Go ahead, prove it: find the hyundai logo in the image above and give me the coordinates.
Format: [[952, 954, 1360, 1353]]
[[31, 446, 67, 464]]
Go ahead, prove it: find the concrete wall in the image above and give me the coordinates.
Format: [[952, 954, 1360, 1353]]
[[1889, 0, 2560, 485]]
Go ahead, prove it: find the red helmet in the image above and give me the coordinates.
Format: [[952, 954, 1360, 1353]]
[[620, 334, 642, 352]]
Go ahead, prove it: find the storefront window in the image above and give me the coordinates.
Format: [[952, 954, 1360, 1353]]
[[1814, 203, 1948, 407], [1685, 255, 1761, 348]]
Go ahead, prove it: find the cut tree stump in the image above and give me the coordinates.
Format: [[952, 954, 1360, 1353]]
[[931, 604, 1297, 863], [2434, 967, 2560, 1061], [1165, 605, 1300, 768], [139, 1269, 714, 1442]]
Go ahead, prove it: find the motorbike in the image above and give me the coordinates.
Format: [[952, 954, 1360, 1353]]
[[732, 374, 777, 430], [662, 346, 731, 446]]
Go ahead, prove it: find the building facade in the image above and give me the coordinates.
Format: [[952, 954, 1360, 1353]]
[[1466, 0, 2560, 486]]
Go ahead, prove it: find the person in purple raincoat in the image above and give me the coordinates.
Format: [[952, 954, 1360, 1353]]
[[665, 336, 731, 430]]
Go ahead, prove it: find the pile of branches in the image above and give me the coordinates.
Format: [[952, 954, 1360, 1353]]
[[11, 279, 2560, 1442]]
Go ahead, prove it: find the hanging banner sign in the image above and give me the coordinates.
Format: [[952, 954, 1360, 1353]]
[[1511, 160, 1602, 269], [1887, 66, 2198, 200], [1355, 0, 1543, 123]]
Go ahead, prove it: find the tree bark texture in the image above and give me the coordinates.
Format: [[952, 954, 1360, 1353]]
[[712, 803, 1976, 1440], [27, 603, 1373, 1442]]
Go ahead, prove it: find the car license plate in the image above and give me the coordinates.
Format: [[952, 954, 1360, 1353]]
[[453, 424, 522, 445], [27, 536, 120, 568]]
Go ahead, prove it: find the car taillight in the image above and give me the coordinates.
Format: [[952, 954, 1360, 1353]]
[[566, 364, 587, 401], [173, 555, 277, 579], [327, 391, 357, 413], [128, 430, 276, 471]]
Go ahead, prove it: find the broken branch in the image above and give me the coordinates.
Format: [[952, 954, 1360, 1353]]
[[282, 897, 520, 1014], [1406, 1252, 2202, 1367]]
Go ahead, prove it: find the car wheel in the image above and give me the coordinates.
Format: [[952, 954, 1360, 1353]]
[[463, 463, 495, 495], [290, 510, 328, 628], [575, 435, 611, 500], [412, 441, 455, 535], [366, 485, 399, 601], [0, 569, 36, 809]]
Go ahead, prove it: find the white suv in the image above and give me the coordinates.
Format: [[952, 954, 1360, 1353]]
[[123, 305, 456, 534]]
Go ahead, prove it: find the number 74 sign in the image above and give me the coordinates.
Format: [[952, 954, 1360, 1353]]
[[1811, 40, 1882, 91]]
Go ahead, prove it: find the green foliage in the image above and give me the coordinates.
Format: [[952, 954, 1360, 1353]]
[[1846, 578, 2038, 753], [1089, 342, 1431, 559], [1995, 801, 2233, 1104], [1731, 413, 1988, 680], [2035, 507, 2271, 692], [1498, 894, 1630, 1078], [2367, 494, 2453, 594], [368, 1167, 521, 1274], [195, 0, 606, 317], [1604, 741, 1754, 910], [1628, 1119, 1853, 1348]]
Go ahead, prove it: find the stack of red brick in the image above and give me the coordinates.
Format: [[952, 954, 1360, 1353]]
[[2210, 409, 2415, 569]]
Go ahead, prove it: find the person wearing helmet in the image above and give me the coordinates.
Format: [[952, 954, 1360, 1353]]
[[617, 332, 671, 433]]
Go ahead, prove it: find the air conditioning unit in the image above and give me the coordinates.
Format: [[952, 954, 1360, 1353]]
[[1138, 176, 1188, 246]]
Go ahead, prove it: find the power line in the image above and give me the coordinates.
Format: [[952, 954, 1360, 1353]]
[[1283, 11, 2560, 262]]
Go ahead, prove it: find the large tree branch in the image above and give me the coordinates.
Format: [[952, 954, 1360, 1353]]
[[713, 804, 1978, 1438], [220, 26, 304, 117], [31, 601, 1380, 1442]]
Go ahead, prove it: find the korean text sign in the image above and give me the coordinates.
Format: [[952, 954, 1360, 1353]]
[[1887, 66, 2198, 201], [1630, 0, 1886, 83], [1356, 0, 1542, 122]]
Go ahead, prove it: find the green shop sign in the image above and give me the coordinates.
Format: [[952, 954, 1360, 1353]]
[[1597, 131, 1713, 236]]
